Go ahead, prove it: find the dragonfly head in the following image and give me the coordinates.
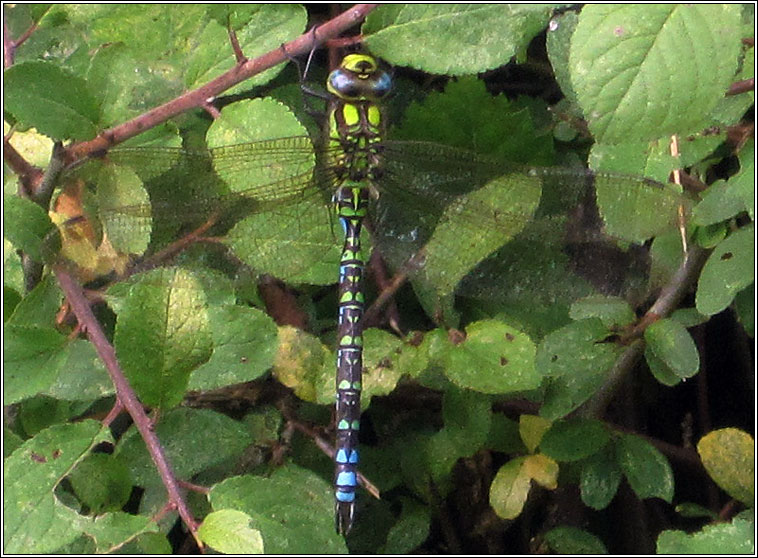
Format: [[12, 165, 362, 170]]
[[327, 54, 392, 102]]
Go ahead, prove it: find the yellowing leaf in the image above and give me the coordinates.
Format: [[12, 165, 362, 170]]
[[272, 326, 332, 404], [519, 414, 551, 453], [524, 453, 559, 490], [697, 428, 754, 505], [490, 457, 531, 520]]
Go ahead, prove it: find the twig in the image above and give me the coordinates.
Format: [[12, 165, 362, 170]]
[[364, 248, 403, 332], [63, 4, 379, 165], [4, 10, 42, 68], [363, 251, 425, 329], [286, 410, 381, 500], [726, 78, 754, 97], [179, 480, 211, 495], [54, 265, 204, 549], [4, 136, 44, 196], [127, 217, 218, 276], [578, 245, 709, 418], [228, 27, 247, 65]]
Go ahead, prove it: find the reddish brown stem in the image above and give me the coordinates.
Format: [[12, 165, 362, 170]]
[[179, 479, 211, 495], [4, 136, 44, 196], [55, 265, 204, 548], [63, 4, 378, 166], [5, 5, 378, 206], [726, 78, 754, 96], [580, 245, 709, 418], [4, 11, 41, 67], [283, 405, 381, 499], [228, 27, 247, 65]]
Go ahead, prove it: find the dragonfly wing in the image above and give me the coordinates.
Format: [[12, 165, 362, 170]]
[[57, 137, 342, 285], [370, 141, 688, 316], [373, 152, 543, 298]]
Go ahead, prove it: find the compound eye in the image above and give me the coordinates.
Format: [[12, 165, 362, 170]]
[[329, 70, 362, 99], [327, 56, 394, 101], [370, 70, 392, 99]]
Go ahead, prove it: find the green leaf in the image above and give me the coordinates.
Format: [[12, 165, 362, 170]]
[[693, 175, 754, 227], [580, 446, 623, 510], [3, 195, 56, 263], [227, 200, 339, 286], [206, 4, 260, 30], [116, 531, 172, 554], [443, 320, 539, 394], [80, 512, 158, 554], [674, 502, 718, 520], [209, 466, 347, 554], [361, 327, 405, 406], [86, 43, 147, 127], [669, 307, 710, 329], [115, 407, 251, 486], [207, 97, 309, 149], [96, 164, 152, 255], [569, 296, 636, 330], [696, 225, 755, 315], [570, 5, 742, 143], [644, 318, 700, 379], [44, 339, 113, 401], [657, 516, 755, 554], [420, 172, 542, 297], [485, 414, 525, 454], [6, 275, 62, 328], [593, 173, 688, 243], [380, 498, 431, 554], [4, 285, 22, 320], [4, 325, 68, 405], [185, 4, 305, 93], [68, 453, 132, 514], [188, 304, 278, 391], [697, 428, 754, 505], [544, 526, 608, 554], [733, 141, 755, 221], [198, 509, 264, 554], [65, 4, 205, 60], [364, 4, 554, 75], [3, 420, 110, 554], [615, 433, 674, 503], [649, 231, 689, 290], [17, 396, 90, 437], [546, 11, 580, 107], [393, 78, 555, 164], [215, 99, 340, 286], [441, 385, 492, 456], [113, 267, 213, 409], [4, 427, 24, 458], [537, 318, 622, 420], [4, 60, 100, 140], [540, 418, 610, 462], [733, 287, 754, 337], [589, 138, 677, 184], [422, 428, 463, 486], [645, 346, 684, 387]]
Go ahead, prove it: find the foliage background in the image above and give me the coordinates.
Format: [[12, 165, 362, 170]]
[[3, 4, 754, 555]]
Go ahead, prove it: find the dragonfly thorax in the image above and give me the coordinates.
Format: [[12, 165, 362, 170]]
[[327, 57, 387, 188]]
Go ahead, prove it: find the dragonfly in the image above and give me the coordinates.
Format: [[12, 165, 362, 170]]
[[49, 52, 688, 536]]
